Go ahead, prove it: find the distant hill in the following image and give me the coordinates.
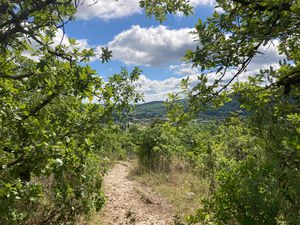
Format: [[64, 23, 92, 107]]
[[130, 101, 166, 119], [128, 98, 246, 121]]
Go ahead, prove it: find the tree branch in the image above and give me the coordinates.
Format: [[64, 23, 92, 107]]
[[232, 0, 292, 12], [0, 72, 34, 80], [22, 92, 58, 120]]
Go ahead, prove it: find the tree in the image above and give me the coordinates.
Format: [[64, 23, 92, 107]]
[[0, 0, 193, 223], [0, 1, 143, 224], [183, 0, 299, 106], [173, 1, 300, 224], [142, 0, 299, 224]]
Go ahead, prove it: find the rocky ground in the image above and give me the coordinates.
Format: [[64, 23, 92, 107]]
[[100, 162, 176, 225]]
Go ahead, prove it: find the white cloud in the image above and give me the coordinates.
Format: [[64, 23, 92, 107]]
[[169, 63, 200, 76], [24, 27, 284, 103], [189, 0, 225, 14], [189, 0, 215, 7], [76, 0, 141, 20], [136, 74, 185, 102], [137, 41, 285, 102], [247, 40, 285, 72], [52, 28, 90, 50], [106, 25, 196, 66], [75, 0, 222, 20]]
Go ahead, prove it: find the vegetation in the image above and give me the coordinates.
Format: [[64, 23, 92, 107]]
[[129, 97, 245, 121], [1, 0, 299, 225], [131, 162, 210, 219], [0, 1, 142, 224], [133, 0, 300, 224], [180, 1, 300, 223]]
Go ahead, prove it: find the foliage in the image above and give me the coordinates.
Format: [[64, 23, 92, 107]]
[[120, 0, 300, 223], [140, 0, 193, 22], [0, 0, 195, 221], [184, 112, 299, 225], [90, 124, 136, 160], [1, 0, 299, 224], [183, 0, 299, 111], [0, 1, 142, 224], [135, 123, 181, 172], [158, 1, 300, 224]]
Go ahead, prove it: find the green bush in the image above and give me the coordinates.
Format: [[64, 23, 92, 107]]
[[136, 125, 176, 172]]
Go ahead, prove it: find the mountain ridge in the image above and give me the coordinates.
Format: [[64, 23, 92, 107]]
[[129, 98, 246, 121]]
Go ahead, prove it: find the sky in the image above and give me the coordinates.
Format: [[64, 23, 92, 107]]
[[59, 0, 284, 102]]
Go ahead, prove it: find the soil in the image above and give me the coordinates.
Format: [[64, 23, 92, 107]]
[[100, 162, 176, 225]]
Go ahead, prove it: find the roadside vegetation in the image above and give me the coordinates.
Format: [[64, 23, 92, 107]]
[[1, 0, 299, 225], [130, 159, 210, 218]]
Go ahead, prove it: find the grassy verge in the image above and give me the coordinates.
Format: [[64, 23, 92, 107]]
[[129, 160, 210, 220]]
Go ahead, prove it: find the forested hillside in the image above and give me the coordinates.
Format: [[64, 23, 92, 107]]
[[0, 1, 299, 225], [130, 97, 245, 120]]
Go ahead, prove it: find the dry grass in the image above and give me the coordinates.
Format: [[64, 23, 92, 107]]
[[129, 160, 210, 220], [80, 212, 103, 225], [80, 160, 210, 224]]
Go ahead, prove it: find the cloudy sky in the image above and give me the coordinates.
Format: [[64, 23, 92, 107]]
[[63, 0, 284, 102]]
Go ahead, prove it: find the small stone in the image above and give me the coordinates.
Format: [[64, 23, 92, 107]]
[[186, 192, 195, 199]]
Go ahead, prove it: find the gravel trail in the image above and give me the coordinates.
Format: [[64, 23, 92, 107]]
[[101, 162, 175, 225]]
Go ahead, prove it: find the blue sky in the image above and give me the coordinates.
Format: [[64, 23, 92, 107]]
[[57, 0, 283, 102], [65, 2, 214, 78]]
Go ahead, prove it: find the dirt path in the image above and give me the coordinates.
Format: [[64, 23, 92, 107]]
[[101, 162, 175, 225]]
